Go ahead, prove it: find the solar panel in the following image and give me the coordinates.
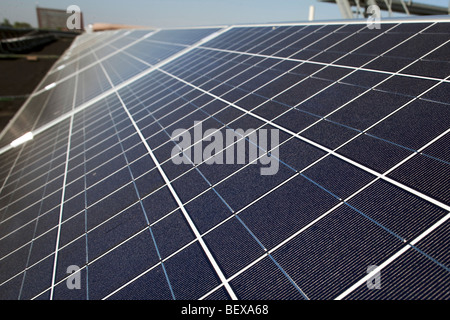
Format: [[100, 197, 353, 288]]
[[0, 17, 449, 301]]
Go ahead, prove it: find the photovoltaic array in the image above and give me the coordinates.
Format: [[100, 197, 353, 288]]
[[0, 18, 449, 300]]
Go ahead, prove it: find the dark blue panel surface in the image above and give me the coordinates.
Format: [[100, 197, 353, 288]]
[[368, 99, 450, 150], [230, 256, 306, 300], [388, 154, 450, 205], [164, 242, 221, 300], [348, 180, 447, 241], [239, 175, 340, 250], [273, 204, 403, 299], [108, 265, 174, 300], [184, 189, 234, 234], [303, 155, 376, 199], [87, 203, 148, 260], [88, 230, 159, 300], [204, 217, 265, 278], [346, 249, 450, 300], [1, 21, 449, 301], [327, 90, 411, 131], [336, 134, 413, 173], [152, 210, 195, 259], [415, 220, 450, 269], [301, 119, 360, 149]]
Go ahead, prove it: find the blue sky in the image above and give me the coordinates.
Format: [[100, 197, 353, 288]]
[[1, 0, 449, 28]]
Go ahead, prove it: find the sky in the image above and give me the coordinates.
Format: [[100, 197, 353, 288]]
[[0, 0, 449, 28]]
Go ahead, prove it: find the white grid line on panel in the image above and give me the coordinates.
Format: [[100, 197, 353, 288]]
[[49, 65, 80, 300]]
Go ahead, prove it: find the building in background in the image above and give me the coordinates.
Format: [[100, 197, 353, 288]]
[[36, 6, 84, 31]]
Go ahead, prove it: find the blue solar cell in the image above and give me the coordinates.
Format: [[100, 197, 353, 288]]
[[53, 268, 88, 300], [128, 154, 155, 179], [101, 53, 149, 86], [346, 249, 450, 300], [402, 59, 450, 79], [64, 177, 84, 200], [252, 100, 290, 120], [239, 175, 340, 250], [375, 75, 438, 97], [203, 286, 231, 300], [221, 88, 250, 103], [277, 137, 327, 171], [241, 69, 288, 94], [274, 77, 331, 107], [227, 114, 265, 131], [184, 189, 233, 234], [353, 32, 413, 56], [0, 274, 23, 299], [368, 99, 450, 150], [152, 210, 195, 259], [39, 190, 63, 216], [125, 41, 183, 66], [59, 211, 85, 247], [123, 142, 148, 162], [415, 220, 450, 269], [87, 183, 138, 230], [26, 228, 57, 267], [75, 65, 112, 107], [108, 265, 174, 300], [134, 169, 165, 198], [19, 255, 54, 300], [333, 53, 374, 67], [337, 134, 413, 173], [348, 180, 447, 241], [197, 155, 253, 187], [303, 155, 376, 199], [61, 192, 83, 221], [215, 160, 295, 212], [272, 108, 319, 133], [385, 34, 449, 60], [313, 66, 352, 81], [421, 133, 450, 163], [87, 203, 147, 260], [272, 204, 403, 299], [0, 245, 29, 286], [307, 31, 353, 52], [204, 217, 265, 278], [54, 236, 86, 283], [417, 41, 450, 62], [388, 154, 450, 205], [86, 167, 132, 206], [86, 155, 128, 187], [0, 222, 34, 258], [230, 256, 306, 300], [300, 117, 355, 150], [310, 51, 345, 63], [290, 62, 323, 76], [365, 56, 414, 73], [142, 186, 178, 224], [299, 83, 367, 116], [163, 242, 221, 300], [327, 90, 411, 131], [171, 168, 211, 203], [34, 207, 60, 238], [88, 230, 159, 300]]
